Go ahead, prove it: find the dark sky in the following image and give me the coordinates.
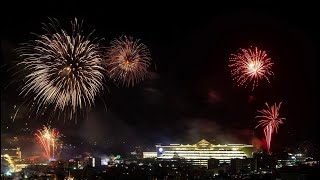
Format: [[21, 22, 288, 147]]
[[1, 5, 319, 151]]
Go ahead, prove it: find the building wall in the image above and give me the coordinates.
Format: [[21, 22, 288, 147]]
[[143, 152, 157, 158]]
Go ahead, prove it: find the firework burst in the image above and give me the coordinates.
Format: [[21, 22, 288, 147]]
[[35, 126, 61, 161], [16, 18, 105, 121], [255, 102, 285, 154], [105, 36, 152, 87], [229, 47, 273, 90]]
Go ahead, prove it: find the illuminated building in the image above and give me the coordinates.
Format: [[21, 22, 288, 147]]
[[143, 152, 157, 158], [276, 153, 317, 168], [1, 147, 22, 161], [1, 147, 25, 172], [145, 139, 254, 166], [13, 163, 29, 172], [130, 146, 143, 158], [67, 159, 80, 169], [89, 157, 101, 168], [230, 158, 257, 173], [72, 157, 102, 169]]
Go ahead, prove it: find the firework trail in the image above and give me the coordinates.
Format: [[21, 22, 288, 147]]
[[105, 36, 152, 87], [16, 18, 105, 121], [255, 102, 285, 154], [229, 47, 273, 90], [35, 126, 61, 161]]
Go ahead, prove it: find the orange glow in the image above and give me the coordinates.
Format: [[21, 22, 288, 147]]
[[106, 36, 152, 87]]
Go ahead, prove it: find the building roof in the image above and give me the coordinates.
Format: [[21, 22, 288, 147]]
[[197, 139, 210, 145]]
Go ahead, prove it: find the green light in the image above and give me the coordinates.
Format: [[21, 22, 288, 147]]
[[116, 155, 121, 159]]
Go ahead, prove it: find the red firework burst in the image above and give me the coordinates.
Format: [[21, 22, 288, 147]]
[[229, 47, 273, 90]]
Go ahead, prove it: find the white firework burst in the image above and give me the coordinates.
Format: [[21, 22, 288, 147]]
[[17, 18, 105, 121]]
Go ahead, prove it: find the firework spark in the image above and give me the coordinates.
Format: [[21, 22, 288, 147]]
[[229, 47, 273, 90], [17, 18, 105, 121], [105, 36, 152, 87], [35, 126, 61, 161], [255, 102, 285, 154]]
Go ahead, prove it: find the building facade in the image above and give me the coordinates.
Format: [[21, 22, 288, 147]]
[[143, 152, 157, 158], [151, 139, 253, 166]]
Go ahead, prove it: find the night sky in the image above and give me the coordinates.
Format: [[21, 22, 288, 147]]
[[1, 5, 319, 152]]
